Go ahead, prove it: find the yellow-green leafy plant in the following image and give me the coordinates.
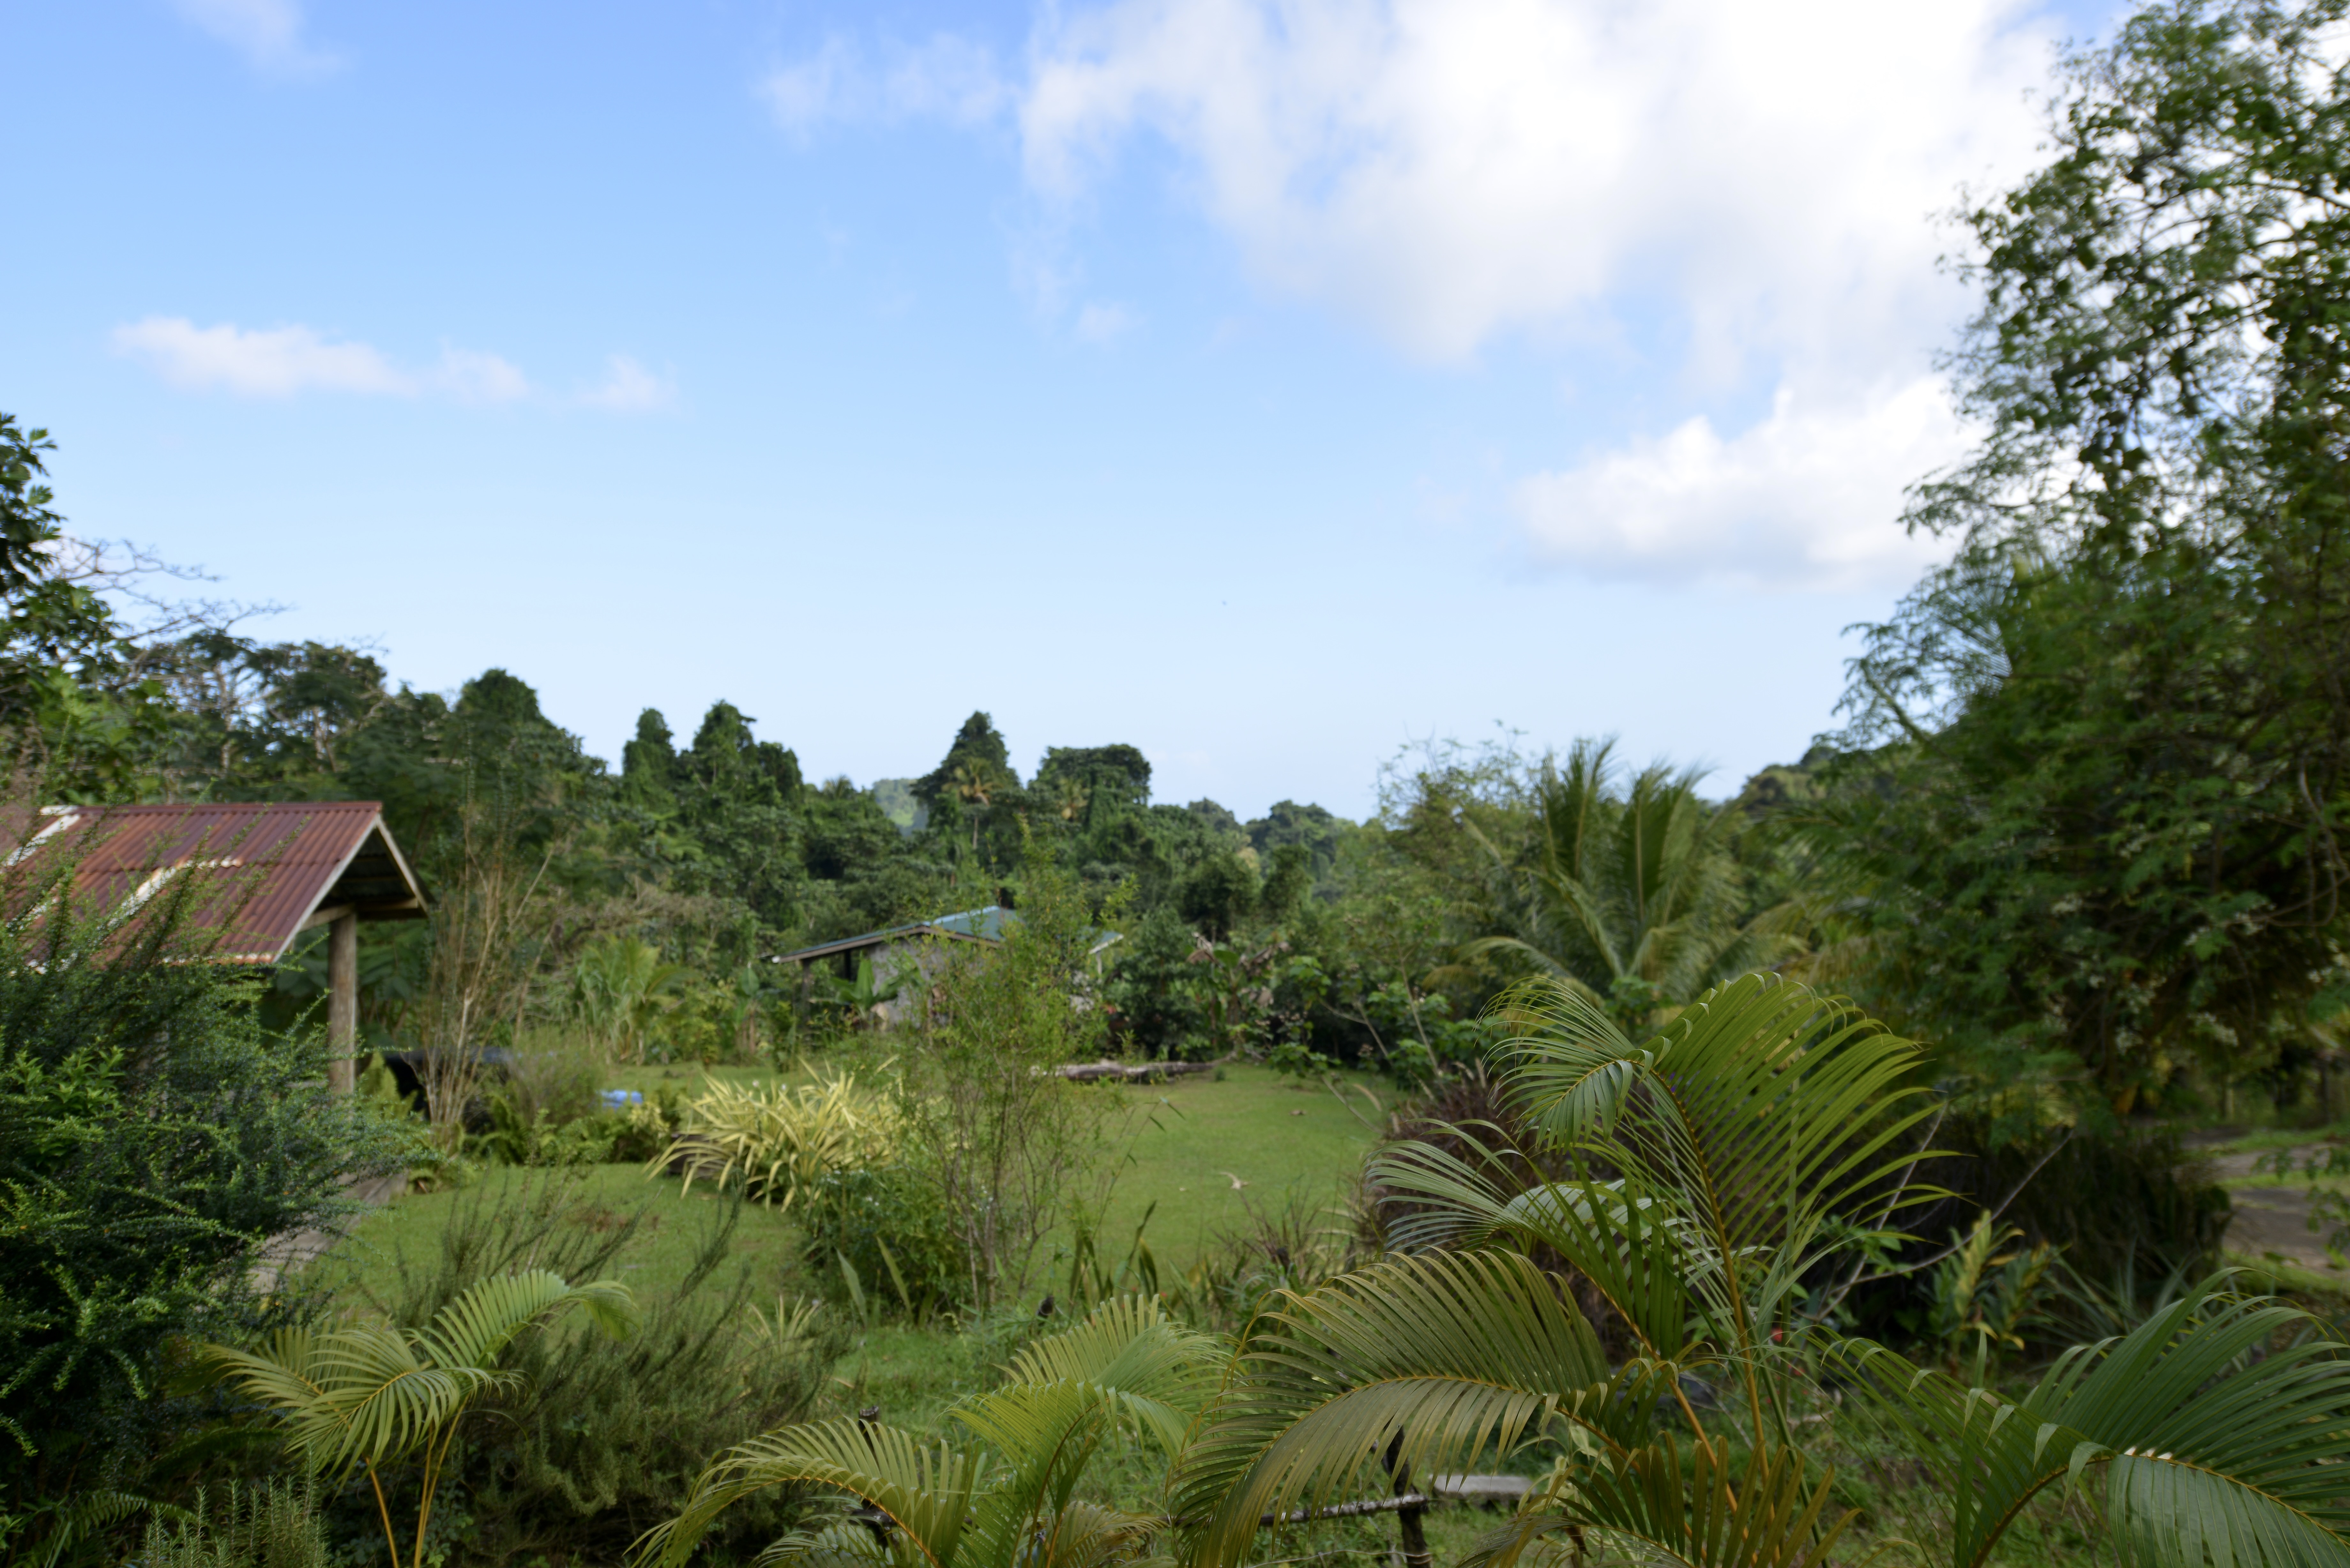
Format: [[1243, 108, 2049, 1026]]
[[659, 1071, 901, 1209], [203, 1270, 638, 1568], [1927, 1210, 2055, 1381], [639, 1296, 1217, 1568]]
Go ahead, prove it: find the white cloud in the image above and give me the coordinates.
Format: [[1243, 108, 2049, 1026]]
[[113, 317, 530, 404], [432, 346, 530, 405], [170, 0, 339, 76], [763, 37, 860, 136], [113, 317, 409, 396], [761, 34, 1007, 138], [579, 355, 678, 411], [1074, 302, 1137, 343], [1018, 0, 2055, 372], [1513, 378, 1970, 589]]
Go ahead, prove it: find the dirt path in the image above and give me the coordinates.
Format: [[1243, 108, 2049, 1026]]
[[252, 1170, 409, 1294], [2209, 1147, 2348, 1276]]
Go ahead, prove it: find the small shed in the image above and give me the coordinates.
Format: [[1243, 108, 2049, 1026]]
[[773, 904, 1122, 1026], [13, 801, 428, 1092], [775, 905, 1015, 989]]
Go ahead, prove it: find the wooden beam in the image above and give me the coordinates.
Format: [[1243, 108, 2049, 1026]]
[[327, 912, 358, 1095], [300, 903, 354, 932]]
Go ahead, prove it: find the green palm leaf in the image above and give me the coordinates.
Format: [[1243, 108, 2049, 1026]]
[[1172, 1250, 1640, 1568], [1834, 1277, 2350, 1568], [991, 1296, 1219, 1454], [207, 1270, 636, 1568], [641, 1420, 982, 1568], [645, 1297, 1203, 1568], [418, 1270, 640, 1369], [1534, 1435, 1855, 1568], [1372, 1132, 1695, 1361], [1507, 976, 1935, 1347], [1028, 1498, 1161, 1568]]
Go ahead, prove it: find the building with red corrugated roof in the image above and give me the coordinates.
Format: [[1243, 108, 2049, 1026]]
[[10, 801, 428, 1092]]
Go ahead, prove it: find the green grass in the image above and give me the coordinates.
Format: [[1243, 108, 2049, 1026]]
[[604, 1060, 788, 1097], [1070, 1064, 1389, 1273], [312, 1062, 1387, 1312], [305, 1164, 808, 1314]]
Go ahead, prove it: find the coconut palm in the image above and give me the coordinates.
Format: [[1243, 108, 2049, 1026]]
[[1452, 742, 1797, 1026], [205, 1270, 637, 1568], [641, 1296, 1218, 1568], [1171, 975, 2350, 1568]]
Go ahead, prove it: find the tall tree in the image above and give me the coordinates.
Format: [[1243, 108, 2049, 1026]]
[[1818, 0, 2350, 1104], [668, 702, 802, 931], [913, 712, 1018, 810], [0, 415, 177, 798]]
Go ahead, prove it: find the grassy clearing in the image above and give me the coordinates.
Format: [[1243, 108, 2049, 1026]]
[[1071, 1064, 1388, 1272], [312, 1062, 1388, 1324], [305, 1165, 809, 1315]]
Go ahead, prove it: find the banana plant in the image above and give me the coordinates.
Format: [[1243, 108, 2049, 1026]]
[[639, 1297, 1219, 1568], [1173, 973, 2350, 1568], [205, 1270, 637, 1568]]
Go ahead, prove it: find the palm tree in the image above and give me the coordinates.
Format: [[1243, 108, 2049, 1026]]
[[1452, 742, 1796, 1026], [1171, 975, 2350, 1567], [949, 759, 999, 853], [205, 1271, 637, 1568], [641, 1297, 1217, 1568]]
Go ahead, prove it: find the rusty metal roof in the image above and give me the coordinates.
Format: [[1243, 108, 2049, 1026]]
[[12, 801, 428, 964]]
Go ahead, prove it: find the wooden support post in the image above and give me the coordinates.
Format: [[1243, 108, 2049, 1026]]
[[327, 911, 359, 1095], [1384, 1436, 1432, 1568]]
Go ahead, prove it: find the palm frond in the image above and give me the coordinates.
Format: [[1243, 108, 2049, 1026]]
[[34, 1488, 151, 1568], [1569, 1434, 1855, 1568], [1171, 1251, 1636, 1568], [417, 1269, 637, 1370], [1371, 1135, 1695, 1361], [1833, 1276, 2350, 1568], [989, 1296, 1220, 1455], [1497, 975, 1939, 1337], [1004, 1297, 1220, 1403], [640, 1421, 981, 1568], [1030, 1499, 1160, 1568]]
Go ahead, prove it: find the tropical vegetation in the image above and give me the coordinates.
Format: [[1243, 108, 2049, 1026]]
[[10, 1, 2350, 1563]]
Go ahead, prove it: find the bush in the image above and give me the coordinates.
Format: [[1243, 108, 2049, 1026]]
[[798, 1165, 970, 1319], [900, 847, 1119, 1308], [140, 1477, 327, 1568], [659, 1071, 899, 1207], [477, 1028, 605, 1165], [0, 818, 413, 1516], [351, 1169, 847, 1568], [1843, 1118, 2232, 1349]]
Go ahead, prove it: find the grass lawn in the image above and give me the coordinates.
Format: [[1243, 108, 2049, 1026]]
[[303, 1164, 808, 1315], [1074, 1064, 1389, 1272], [310, 1061, 1390, 1313]]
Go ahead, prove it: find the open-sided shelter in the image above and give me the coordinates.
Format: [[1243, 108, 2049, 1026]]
[[13, 801, 427, 1091]]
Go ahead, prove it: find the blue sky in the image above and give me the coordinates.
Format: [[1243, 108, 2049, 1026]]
[[5, 0, 2120, 819]]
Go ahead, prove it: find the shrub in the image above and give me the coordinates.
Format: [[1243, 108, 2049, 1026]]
[[477, 1027, 605, 1165], [352, 1169, 847, 1568], [607, 1089, 683, 1164], [139, 1478, 327, 1568], [0, 814, 413, 1533], [798, 1165, 971, 1319], [901, 847, 1120, 1307], [657, 1071, 899, 1208]]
